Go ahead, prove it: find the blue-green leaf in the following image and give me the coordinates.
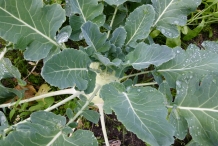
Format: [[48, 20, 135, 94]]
[[81, 21, 111, 53], [1, 111, 98, 146], [152, 0, 201, 38], [110, 27, 127, 48], [0, 0, 65, 61], [126, 43, 175, 70], [124, 5, 155, 46], [157, 44, 218, 88], [42, 49, 94, 90], [100, 83, 175, 146], [174, 75, 218, 145]]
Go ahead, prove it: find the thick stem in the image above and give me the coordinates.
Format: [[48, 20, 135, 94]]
[[107, 6, 118, 38], [134, 82, 157, 86], [119, 71, 151, 81], [0, 88, 77, 108], [97, 104, 110, 146]]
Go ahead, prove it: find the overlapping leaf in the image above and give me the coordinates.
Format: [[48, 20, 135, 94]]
[[42, 49, 95, 90], [157, 44, 218, 88], [152, 0, 201, 38], [124, 5, 155, 46], [66, 0, 104, 41], [0, 111, 98, 146], [81, 21, 111, 53], [0, 0, 65, 61], [110, 27, 127, 48], [126, 43, 175, 70], [174, 75, 218, 145], [100, 83, 174, 146]]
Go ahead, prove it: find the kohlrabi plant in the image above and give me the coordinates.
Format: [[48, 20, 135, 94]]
[[0, 0, 217, 145]]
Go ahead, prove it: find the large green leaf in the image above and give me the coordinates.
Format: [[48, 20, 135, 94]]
[[1, 111, 98, 146], [0, 0, 65, 61], [66, 0, 104, 41], [126, 43, 175, 70], [157, 44, 218, 88], [124, 5, 155, 46], [152, 0, 201, 38], [100, 83, 175, 146], [81, 21, 111, 53], [174, 75, 218, 145], [42, 49, 95, 90]]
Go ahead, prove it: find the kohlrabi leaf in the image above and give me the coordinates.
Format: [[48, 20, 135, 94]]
[[42, 49, 94, 90], [66, 0, 104, 41], [124, 5, 155, 46], [0, 0, 65, 61], [94, 53, 122, 67], [0, 58, 21, 80], [82, 110, 100, 124], [0, 83, 24, 104], [110, 27, 127, 48], [56, 25, 72, 44], [126, 43, 175, 70], [104, 0, 127, 6], [157, 44, 218, 88], [202, 41, 218, 54], [81, 21, 111, 53], [152, 0, 201, 38], [100, 83, 175, 146], [174, 75, 218, 145], [169, 107, 188, 140], [1, 111, 98, 146]]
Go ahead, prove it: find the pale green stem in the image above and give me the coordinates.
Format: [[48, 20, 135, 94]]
[[119, 71, 151, 81], [107, 6, 118, 38], [67, 85, 101, 125], [134, 82, 157, 87], [44, 91, 83, 112], [11, 91, 82, 128], [0, 88, 77, 108], [0, 47, 7, 60], [97, 104, 110, 146]]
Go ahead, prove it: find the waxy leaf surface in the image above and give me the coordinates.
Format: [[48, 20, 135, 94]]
[[126, 43, 175, 70], [152, 0, 201, 38], [42, 49, 94, 90], [124, 5, 155, 46], [157, 44, 218, 88], [174, 75, 218, 145], [0, 0, 65, 61], [66, 0, 104, 41], [100, 83, 174, 146], [0, 111, 98, 146], [82, 21, 111, 53]]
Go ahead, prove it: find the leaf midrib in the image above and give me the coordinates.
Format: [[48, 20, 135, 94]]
[[153, 0, 174, 27], [0, 6, 59, 48]]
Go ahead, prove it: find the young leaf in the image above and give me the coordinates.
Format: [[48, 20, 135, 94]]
[[126, 43, 175, 70], [100, 83, 175, 146], [110, 27, 127, 48], [1, 111, 98, 146], [0, 0, 65, 61], [157, 44, 218, 88], [81, 21, 111, 53], [174, 75, 218, 145], [42, 49, 95, 90], [124, 5, 155, 46], [152, 0, 201, 38]]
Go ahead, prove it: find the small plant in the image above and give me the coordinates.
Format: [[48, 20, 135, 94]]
[[0, 0, 218, 145]]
